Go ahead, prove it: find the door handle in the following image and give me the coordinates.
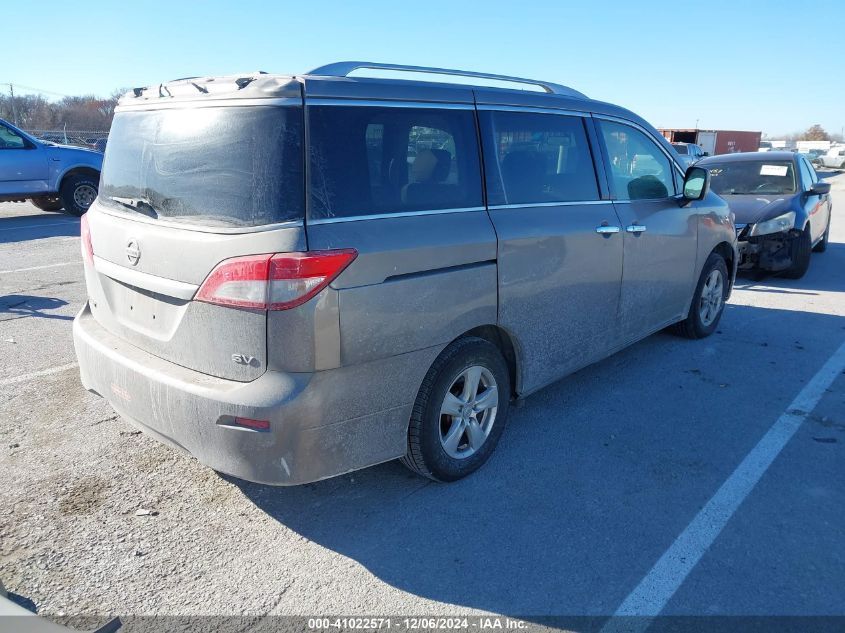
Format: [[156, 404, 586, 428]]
[[595, 225, 621, 235], [626, 224, 647, 233]]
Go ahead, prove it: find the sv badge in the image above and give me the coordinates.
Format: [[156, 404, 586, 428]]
[[232, 353, 258, 366]]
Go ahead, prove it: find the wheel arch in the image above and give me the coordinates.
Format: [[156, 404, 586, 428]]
[[458, 324, 521, 399], [58, 166, 101, 190], [711, 240, 736, 296]]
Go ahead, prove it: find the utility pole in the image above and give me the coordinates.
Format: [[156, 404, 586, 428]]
[[8, 83, 18, 126]]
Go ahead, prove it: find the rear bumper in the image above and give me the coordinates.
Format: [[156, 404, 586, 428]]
[[73, 303, 423, 485]]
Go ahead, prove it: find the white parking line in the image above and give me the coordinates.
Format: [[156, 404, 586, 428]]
[[0, 362, 79, 387], [0, 262, 77, 274], [602, 338, 845, 632], [0, 221, 79, 233]]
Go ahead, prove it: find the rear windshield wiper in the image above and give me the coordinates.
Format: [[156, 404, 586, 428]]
[[107, 196, 159, 219]]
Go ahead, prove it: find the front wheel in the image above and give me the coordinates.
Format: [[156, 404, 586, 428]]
[[782, 226, 812, 279], [402, 337, 511, 482], [60, 174, 98, 216], [673, 252, 728, 339]]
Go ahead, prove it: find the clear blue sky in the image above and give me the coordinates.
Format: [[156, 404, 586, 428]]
[[5, 0, 844, 137]]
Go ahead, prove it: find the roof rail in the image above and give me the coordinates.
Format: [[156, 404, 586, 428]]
[[305, 61, 587, 99]]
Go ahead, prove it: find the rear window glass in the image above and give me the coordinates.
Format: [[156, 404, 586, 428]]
[[100, 106, 303, 227], [673, 144, 689, 154], [480, 111, 599, 205], [308, 106, 482, 219], [706, 161, 796, 195]]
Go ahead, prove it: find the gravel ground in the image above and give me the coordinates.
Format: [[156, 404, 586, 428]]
[[1, 174, 844, 631]]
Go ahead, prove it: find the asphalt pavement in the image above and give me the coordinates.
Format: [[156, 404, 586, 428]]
[[1, 174, 844, 632]]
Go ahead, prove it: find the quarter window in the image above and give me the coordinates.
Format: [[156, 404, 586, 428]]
[[598, 121, 676, 200], [480, 111, 599, 205], [308, 106, 482, 219]]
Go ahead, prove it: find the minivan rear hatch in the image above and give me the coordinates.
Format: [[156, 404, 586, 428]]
[[85, 79, 305, 381]]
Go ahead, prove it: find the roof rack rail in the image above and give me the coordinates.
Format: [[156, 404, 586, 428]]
[[305, 61, 587, 99]]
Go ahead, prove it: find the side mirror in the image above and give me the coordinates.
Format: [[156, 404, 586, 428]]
[[682, 165, 709, 201], [810, 181, 831, 195]]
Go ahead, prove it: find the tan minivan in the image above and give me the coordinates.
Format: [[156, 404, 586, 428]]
[[73, 62, 736, 485]]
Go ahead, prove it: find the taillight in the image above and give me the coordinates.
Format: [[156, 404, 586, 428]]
[[232, 417, 270, 431], [80, 214, 94, 265], [195, 249, 357, 310]]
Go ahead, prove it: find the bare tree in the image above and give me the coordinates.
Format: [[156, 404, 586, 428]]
[[0, 91, 123, 131], [802, 124, 830, 141]]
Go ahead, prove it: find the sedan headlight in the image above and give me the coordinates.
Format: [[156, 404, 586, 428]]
[[749, 211, 796, 237]]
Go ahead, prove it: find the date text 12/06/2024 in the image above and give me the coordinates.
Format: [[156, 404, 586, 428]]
[[308, 617, 529, 630]]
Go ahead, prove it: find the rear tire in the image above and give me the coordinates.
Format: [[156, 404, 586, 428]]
[[30, 197, 64, 212], [402, 337, 511, 482], [782, 226, 812, 279], [673, 252, 728, 339], [813, 219, 830, 253], [60, 174, 98, 216]]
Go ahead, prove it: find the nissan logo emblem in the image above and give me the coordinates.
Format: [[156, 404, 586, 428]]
[[126, 239, 141, 266]]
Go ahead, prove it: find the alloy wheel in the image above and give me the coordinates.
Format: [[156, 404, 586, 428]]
[[699, 269, 724, 327], [439, 366, 498, 459]]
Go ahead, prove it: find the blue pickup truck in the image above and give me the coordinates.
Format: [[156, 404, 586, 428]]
[[0, 117, 103, 215]]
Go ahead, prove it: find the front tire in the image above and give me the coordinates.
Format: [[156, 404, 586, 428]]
[[673, 252, 728, 339], [60, 174, 98, 216], [402, 337, 511, 482], [782, 226, 812, 279]]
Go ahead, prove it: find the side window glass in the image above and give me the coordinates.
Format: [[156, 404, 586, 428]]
[[798, 158, 813, 190], [0, 125, 27, 149], [598, 120, 676, 201], [480, 111, 599, 206], [404, 125, 460, 206], [804, 158, 819, 184], [309, 106, 482, 219]]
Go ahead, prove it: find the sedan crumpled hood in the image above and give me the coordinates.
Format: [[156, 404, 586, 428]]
[[721, 195, 795, 225]]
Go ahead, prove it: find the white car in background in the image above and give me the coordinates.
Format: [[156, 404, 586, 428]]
[[819, 146, 845, 169]]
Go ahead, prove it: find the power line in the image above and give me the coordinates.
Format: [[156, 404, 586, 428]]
[[1, 82, 70, 98], [13, 83, 69, 98]]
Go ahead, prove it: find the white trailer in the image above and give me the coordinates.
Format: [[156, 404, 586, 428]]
[[697, 131, 716, 156], [797, 140, 832, 153]]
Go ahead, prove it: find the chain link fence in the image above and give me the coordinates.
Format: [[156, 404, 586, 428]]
[[25, 129, 108, 150]]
